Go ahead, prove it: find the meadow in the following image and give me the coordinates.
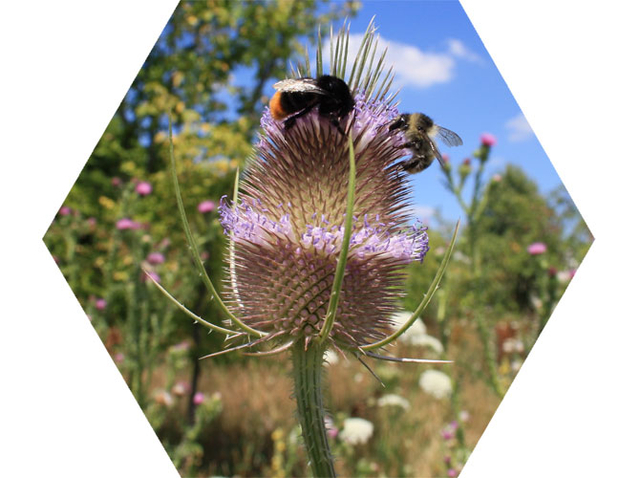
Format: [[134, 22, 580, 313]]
[[44, 2, 591, 476]]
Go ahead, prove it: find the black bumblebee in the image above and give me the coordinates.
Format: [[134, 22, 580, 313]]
[[389, 113, 463, 173], [269, 75, 355, 134]]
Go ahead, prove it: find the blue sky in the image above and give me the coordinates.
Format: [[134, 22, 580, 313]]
[[317, 1, 564, 225], [169, 0, 565, 227]]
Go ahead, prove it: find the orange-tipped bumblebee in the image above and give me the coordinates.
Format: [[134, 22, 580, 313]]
[[269, 75, 355, 134]]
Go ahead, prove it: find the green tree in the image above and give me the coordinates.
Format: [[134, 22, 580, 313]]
[[65, 0, 359, 220], [474, 165, 564, 314]]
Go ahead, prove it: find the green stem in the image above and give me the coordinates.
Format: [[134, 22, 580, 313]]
[[291, 341, 335, 478], [475, 312, 504, 398]]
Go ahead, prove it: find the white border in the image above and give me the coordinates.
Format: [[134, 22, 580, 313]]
[[460, 1, 640, 476], [1, 2, 180, 476], [2, 1, 639, 476]]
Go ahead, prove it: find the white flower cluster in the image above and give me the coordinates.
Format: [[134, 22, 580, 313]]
[[377, 394, 410, 410], [419, 370, 452, 399], [339, 417, 374, 445], [391, 311, 444, 353]]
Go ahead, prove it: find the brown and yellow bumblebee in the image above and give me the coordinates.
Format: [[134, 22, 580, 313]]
[[389, 113, 463, 173], [269, 75, 355, 134]]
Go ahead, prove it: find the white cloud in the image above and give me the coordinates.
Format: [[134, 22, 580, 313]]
[[322, 34, 479, 89], [447, 38, 483, 63], [505, 113, 534, 142]]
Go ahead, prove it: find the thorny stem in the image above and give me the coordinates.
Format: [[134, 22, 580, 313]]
[[444, 154, 505, 398], [292, 341, 335, 478], [475, 311, 504, 397]]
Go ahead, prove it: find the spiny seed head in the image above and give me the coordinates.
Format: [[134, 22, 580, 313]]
[[219, 92, 428, 348]]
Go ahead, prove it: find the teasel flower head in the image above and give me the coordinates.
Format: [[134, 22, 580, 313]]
[[218, 89, 429, 349]]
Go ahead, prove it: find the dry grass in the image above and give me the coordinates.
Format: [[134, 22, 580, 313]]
[[157, 323, 508, 477]]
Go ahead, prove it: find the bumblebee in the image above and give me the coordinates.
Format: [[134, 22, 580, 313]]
[[269, 75, 355, 134], [389, 113, 463, 173]]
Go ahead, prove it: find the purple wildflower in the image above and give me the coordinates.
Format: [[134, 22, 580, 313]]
[[95, 298, 106, 310], [59, 206, 71, 216], [198, 200, 216, 213], [527, 242, 547, 255], [193, 392, 205, 405], [218, 92, 429, 348], [116, 218, 141, 230], [135, 181, 153, 196], [146, 252, 165, 265], [480, 133, 497, 147], [441, 428, 454, 441], [142, 270, 160, 283]]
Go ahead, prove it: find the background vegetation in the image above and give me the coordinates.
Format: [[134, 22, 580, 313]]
[[44, 2, 591, 476]]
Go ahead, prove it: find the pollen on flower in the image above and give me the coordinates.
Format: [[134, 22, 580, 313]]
[[218, 85, 430, 348]]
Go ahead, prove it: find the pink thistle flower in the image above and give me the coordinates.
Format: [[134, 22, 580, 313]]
[[324, 417, 339, 438], [480, 133, 497, 147], [441, 429, 454, 440], [135, 181, 153, 196], [116, 218, 141, 230], [198, 200, 216, 214], [146, 252, 165, 265], [114, 352, 125, 363], [447, 469, 458, 478], [193, 392, 205, 405], [142, 270, 160, 283], [95, 298, 107, 310], [527, 242, 547, 255], [59, 206, 71, 216]]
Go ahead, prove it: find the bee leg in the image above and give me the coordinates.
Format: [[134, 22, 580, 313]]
[[388, 116, 407, 131], [283, 104, 316, 130], [317, 110, 347, 136], [329, 118, 346, 136], [401, 156, 427, 174], [400, 139, 422, 150]]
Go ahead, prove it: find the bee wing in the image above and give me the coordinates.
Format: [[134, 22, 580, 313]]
[[426, 136, 446, 167], [435, 126, 463, 147], [272, 78, 328, 95]]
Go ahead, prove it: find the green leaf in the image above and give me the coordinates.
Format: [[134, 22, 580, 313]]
[[319, 136, 357, 344], [169, 117, 264, 337]]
